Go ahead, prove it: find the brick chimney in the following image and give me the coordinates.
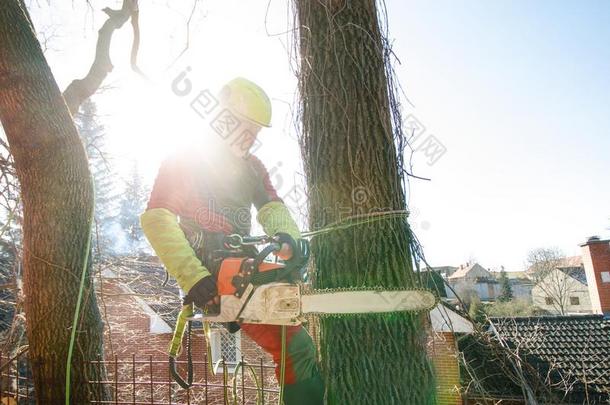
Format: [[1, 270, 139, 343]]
[[581, 236, 610, 315]]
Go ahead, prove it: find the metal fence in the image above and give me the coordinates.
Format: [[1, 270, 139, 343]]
[[0, 350, 33, 404], [0, 351, 279, 404]]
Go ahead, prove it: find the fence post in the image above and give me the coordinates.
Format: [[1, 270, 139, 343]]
[[97, 354, 102, 403], [168, 357, 172, 405], [25, 352, 29, 403], [114, 354, 118, 405], [222, 357, 228, 403], [260, 357, 265, 405], [241, 355, 245, 404], [15, 353, 19, 402], [0, 352, 4, 399], [25, 352, 31, 405], [204, 351, 208, 404], [132, 354, 136, 405], [149, 355, 153, 403]]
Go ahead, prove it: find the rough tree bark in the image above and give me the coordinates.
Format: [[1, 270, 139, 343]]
[[0, 2, 115, 402], [296, 1, 436, 403]]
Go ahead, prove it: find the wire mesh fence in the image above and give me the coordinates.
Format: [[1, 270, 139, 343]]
[[0, 350, 34, 404], [0, 350, 279, 404]]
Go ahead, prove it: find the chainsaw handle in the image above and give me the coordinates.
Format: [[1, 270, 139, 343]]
[[224, 234, 272, 249], [253, 243, 281, 269]]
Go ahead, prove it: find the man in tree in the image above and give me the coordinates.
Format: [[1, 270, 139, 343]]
[[140, 78, 324, 404]]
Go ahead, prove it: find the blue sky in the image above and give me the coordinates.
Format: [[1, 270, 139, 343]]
[[27, 1, 610, 271], [388, 0, 610, 270]]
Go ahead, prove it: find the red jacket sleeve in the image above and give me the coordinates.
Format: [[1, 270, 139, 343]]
[[147, 157, 187, 214], [248, 155, 282, 210]]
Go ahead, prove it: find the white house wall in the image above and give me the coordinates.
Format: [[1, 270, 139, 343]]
[[447, 279, 533, 303], [531, 269, 592, 314]]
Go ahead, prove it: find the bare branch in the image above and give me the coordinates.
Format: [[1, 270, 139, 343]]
[[62, 0, 139, 115]]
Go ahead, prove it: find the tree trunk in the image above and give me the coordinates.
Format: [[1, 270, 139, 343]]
[[0, 2, 109, 403], [295, 1, 436, 403]]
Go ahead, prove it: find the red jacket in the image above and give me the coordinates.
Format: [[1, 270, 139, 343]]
[[147, 147, 281, 236]]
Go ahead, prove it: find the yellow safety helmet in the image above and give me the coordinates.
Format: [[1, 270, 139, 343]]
[[218, 77, 272, 128]]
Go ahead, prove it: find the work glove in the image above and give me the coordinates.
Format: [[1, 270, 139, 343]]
[[273, 232, 295, 260], [182, 275, 218, 310], [275, 232, 309, 268]]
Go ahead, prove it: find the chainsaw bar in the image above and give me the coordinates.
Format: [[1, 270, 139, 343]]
[[192, 284, 438, 326], [301, 287, 438, 316]]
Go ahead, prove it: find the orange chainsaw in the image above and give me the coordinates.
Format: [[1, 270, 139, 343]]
[[169, 232, 437, 389], [190, 233, 437, 326]]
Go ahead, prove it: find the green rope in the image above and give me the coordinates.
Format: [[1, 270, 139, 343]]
[[202, 320, 216, 376], [168, 305, 194, 357], [301, 210, 409, 239], [232, 361, 263, 405], [65, 177, 95, 404], [222, 360, 229, 405]]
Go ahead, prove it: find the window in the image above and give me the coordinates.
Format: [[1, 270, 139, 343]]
[[210, 328, 241, 373], [545, 297, 553, 305], [570, 296, 580, 306]]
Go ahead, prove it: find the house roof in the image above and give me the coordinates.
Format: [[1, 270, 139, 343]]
[[558, 255, 584, 268], [422, 266, 458, 275], [489, 315, 610, 400], [461, 315, 610, 403], [448, 263, 490, 280], [430, 302, 473, 333], [103, 259, 184, 329], [526, 255, 583, 275], [500, 270, 529, 280], [557, 266, 588, 285]]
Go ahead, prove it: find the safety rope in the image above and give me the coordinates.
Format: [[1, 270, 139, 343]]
[[65, 178, 95, 405], [301, 209, 409, 239], [232, 361, 263, 405], [168, 304, 195, 389], [202, 319, 215, 375], [222, 359, 229, 405]]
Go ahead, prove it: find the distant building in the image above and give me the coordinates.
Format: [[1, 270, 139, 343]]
[[526, 255, 583, 276], [507, 278, 534, 302], [448, 263, 491, 282], [531, 266, 592, 314], [424, 265, 459, 279], [530, 237, 610, 315], [461, 237, 610, 403], [581, 236, 610, 315], [444, 263, 533, 303]]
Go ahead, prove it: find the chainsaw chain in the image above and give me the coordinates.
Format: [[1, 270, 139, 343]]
[[300, 285, 440, 318]]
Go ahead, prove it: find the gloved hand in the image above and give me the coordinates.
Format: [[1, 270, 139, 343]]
[[274, 232, 309, 266], [273, 232, 296, 260], [182, 275, 218, 309]]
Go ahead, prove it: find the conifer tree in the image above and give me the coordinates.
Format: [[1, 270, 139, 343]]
[[75, 98, 117, 258], [498, 268, 513, 302], [118, 161, 148, 253]]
